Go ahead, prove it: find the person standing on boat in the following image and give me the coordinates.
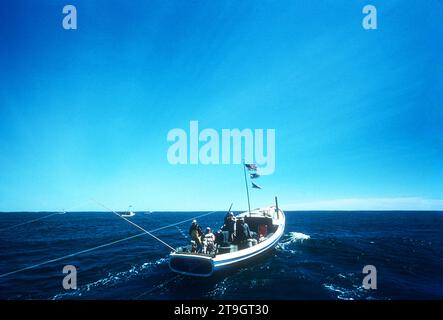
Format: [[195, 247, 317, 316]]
[[223, 211, 232, 225], [189, 220, 203, 252], [203, 227, 216, 254], [236, 217, 252, 247], [223, 213, 236, 242]]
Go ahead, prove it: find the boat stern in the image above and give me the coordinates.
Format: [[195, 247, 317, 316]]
[[169, 253, 214, 277]]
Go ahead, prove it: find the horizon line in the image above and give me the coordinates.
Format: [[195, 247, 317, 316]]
[[1, 197, 442, 212], [1, 209, 442, 213]]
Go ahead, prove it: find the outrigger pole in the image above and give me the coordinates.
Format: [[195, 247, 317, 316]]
[[243, 161, 251, 216]]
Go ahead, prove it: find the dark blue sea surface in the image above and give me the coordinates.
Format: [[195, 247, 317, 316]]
[[0, 211, 442, 300]]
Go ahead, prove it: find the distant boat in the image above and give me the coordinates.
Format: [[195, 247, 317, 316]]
[[169, 203, 285, 277], [121, 205, 135, 217]]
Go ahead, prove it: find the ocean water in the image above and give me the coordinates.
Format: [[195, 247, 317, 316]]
[[0, 211, 442, 300]]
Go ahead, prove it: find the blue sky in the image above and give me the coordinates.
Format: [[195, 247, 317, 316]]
[[0, 0, 442, 211]]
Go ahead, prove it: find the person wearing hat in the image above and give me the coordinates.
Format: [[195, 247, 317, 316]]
[[224, 211, 235, 225], [226, 213, 236, 242], [189, 219, 203, 252], [203, 227, 216, 254]]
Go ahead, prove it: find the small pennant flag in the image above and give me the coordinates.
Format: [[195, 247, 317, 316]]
[[245, 164, 258, 171], [251, 182, 262, 189], [250, 173, 260, 179]]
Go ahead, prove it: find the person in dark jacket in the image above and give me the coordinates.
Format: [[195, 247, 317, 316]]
[[236, 217, 251, 246], [226, 214, 236, 242], [189, 219, 203, 252], [221, 212, 236, 242], [223, 211, 234, 225]]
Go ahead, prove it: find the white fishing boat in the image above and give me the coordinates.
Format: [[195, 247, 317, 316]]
[[121, 205, 135, 217], [169, 202, 285, 277], [169, 163, 285, 277]]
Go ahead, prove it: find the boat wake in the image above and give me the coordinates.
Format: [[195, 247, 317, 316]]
[[322, 270, 380, 300], [51, 257, 167, 300], [277, 232, 310, 253], [207, 278, 229, 297]]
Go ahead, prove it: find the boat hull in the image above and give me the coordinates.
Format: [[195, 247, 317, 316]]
[[213, 229, 283, 271], [169, 254, 214, 277]]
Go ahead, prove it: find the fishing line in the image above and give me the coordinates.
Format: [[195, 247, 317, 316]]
[[91, 199, 177, 252], [0, 200, 93, 232], [149, 210, 217, 234], [0, 209, 218, 279], [175, 226, 189, 240], [0, 233, 146, 279], [0, 212, 61, 232]]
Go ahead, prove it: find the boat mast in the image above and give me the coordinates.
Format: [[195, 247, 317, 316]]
[[243, 162, 251, 216]]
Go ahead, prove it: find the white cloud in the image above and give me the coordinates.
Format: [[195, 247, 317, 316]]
[[283, 197, 443, 211]]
